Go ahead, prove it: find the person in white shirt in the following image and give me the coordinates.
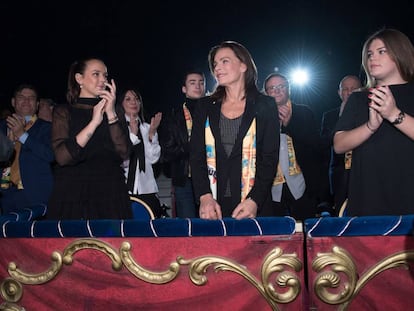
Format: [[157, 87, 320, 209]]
[[118, 88, 163, 217]]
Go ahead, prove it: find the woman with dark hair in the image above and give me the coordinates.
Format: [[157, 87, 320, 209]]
[[190, 41, 280, 219], [334, 28, 414, 216], [47, 58, 132, 220], [117, 88, 163, 218]]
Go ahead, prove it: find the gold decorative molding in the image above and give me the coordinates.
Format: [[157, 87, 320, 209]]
[[120, 241, 181, 284], [0, 238, 302, 310], [0, 301, 25, 311], [312, 246, 414, 310], [177, 246, 302, 310]]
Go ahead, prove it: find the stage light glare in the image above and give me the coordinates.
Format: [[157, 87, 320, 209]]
[[290, 69, 309, 86]]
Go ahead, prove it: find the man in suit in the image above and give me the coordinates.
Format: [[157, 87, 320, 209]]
[[264, 73, 328, 220], [0, 84, 54, 214], [320, 75, 361, 211]]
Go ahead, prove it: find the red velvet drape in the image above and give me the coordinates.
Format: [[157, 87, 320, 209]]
[[0, 235, 304, 310]]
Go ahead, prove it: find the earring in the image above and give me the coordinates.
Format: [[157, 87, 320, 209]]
[[80, 84, 83, 88]]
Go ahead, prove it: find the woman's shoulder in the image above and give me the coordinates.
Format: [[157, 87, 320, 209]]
[[194, 95, 217, 114], [52, 103, 71, 118], [197, 95, 215, 105], [390, 82, 414, 93], [253, 93, 277, 111]]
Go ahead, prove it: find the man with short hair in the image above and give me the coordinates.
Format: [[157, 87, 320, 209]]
[[38, 98, 56, 122], [162, 70, 206, 218], [0, 84, 54, 214], [320, 75, 362, 211], [264, 73, 325, 220]]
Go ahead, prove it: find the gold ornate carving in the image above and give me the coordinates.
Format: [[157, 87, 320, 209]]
[[8, 251, 62, 285], [0, 301, 25, 311], [177, 247, 302, 310], [313, 246, 414, 310], [0, 278, 22, 303], [63, 239, 122, 271], [0, 239, 302, 310], [120, 241, 181, 284]]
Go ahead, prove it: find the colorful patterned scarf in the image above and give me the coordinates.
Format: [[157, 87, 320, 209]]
[[183, 103, 192, 177], [344, 151, 352, 169], [183, 103, 192, 140], [205, 117, 256, 201], [273, 134, 302, 186]]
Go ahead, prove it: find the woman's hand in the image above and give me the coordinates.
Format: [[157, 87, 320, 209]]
[[91, 99, 106, 127], [199, 193, 222, 220], [232, 198, 257, 219], [99, 79, 117, 118], [149, 112, 162, 140], [368, 85, 400, 127]]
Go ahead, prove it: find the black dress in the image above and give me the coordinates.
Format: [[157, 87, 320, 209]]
[[47, 98, 132, 220], [335, 83, 414, 216]]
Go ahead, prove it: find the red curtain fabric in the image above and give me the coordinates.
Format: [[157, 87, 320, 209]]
[[306, 236, 414, 310], [0, 235, 304, 310]]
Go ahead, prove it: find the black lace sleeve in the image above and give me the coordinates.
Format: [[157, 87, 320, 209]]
[[108, 118, 131, 161], [51, 104, 83, 166]]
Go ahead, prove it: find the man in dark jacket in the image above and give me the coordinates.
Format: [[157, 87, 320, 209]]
[[320, 75, 361, 212], [161, 70, 206, 218], [264, 73, 329, 220]]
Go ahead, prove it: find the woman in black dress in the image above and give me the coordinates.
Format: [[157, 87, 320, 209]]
[[334, 29, 414, 216], [47, 58, 132, 220]]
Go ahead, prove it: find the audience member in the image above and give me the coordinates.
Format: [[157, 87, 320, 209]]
[[47, 58, 132, 220], [162, 69, 206, 218], [38, 98, 56, 122], [264, 73, 326, 220], [334, 28, 414, 216], [0, 84, 54, 214], [320, 75, 361, 212], [118, 88, 163, 218], [190, 41, 280, 220]]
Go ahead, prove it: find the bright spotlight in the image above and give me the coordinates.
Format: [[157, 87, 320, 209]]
[[290, 69, 309, 86]]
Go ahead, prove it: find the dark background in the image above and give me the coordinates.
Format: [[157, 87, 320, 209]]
[[1, 0, 413, 122]]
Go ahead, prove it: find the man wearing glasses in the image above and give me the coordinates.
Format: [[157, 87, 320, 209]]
[[0, 84, 54, 215], [264, 73, 327, 221]]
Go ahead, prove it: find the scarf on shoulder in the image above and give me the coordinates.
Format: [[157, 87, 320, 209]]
[[1, 115, 37, 189], [205, 117, 256, 201], [183, 103, 192, 139], [273, 101, 302, 185]]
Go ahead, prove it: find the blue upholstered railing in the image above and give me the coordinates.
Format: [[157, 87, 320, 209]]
[[4, 206, 413, 238], [305, 215, 414, 237], [0, 204, 47, 223], [0, 205, 297, 238]]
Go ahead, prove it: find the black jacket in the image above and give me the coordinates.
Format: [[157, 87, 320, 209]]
[[162, 99, 198, 186], [190, 93, 280, 215]]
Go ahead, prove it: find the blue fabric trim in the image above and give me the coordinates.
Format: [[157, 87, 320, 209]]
[[0, 207, 297, 238], [305, 215, 414, 237]]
